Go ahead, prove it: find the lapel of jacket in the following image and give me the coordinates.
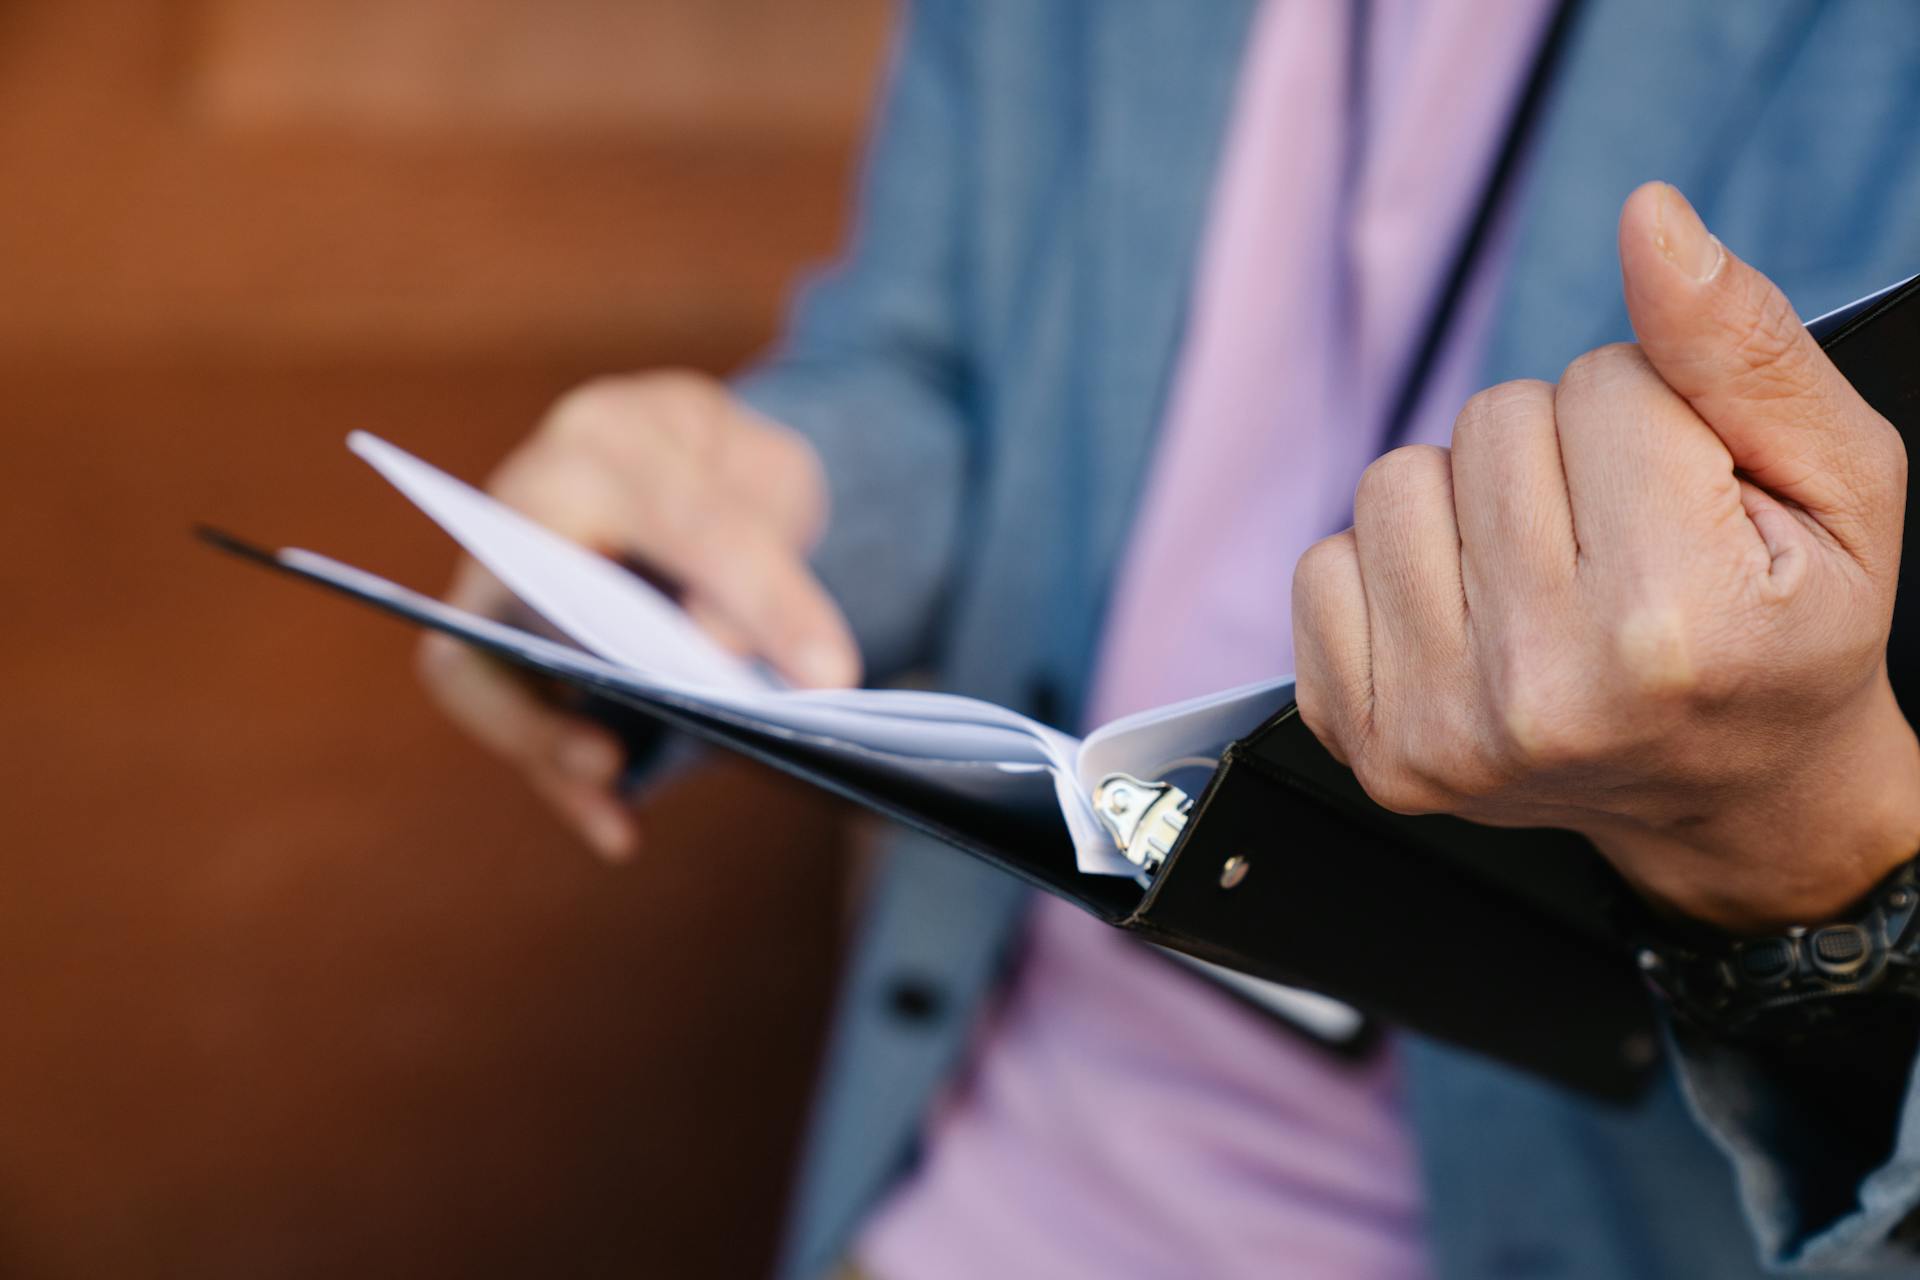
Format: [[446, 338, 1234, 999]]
[[1052, 0, 1258, 710], [1479, 0, 1821, 384]]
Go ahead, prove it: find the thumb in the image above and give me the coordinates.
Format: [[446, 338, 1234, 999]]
[[1619, 181, 1903, 553]]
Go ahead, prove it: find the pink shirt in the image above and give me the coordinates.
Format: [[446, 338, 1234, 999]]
[[858, 3, 1557, 1275]]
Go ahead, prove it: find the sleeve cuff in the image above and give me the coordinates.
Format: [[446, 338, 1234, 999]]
[[1669, 1017, 1920, 1269]]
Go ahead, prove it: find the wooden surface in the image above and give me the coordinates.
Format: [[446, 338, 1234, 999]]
[[0, 2, 890, 1274]]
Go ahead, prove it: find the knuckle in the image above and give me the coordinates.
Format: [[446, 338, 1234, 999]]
[[1293, 532, 1355, 599], [546, 376, 632, 442], [544, 370, 720, 448], [1423, 718, 1512, 801], [1610, 602, 1700, 701], [1351, 751, 1444, 816], [1420, 721, 1505, 802], [1355, 444, 1450, 513], [1454, 379, 1553, 448], [1435, 756, 1506, 805], [1353, 454, 1397, 511], [633, 370, 725, 442], [1490, 615, 1696, 771], [636, 367, 721, 404], [1558, 342, 1646, 399], [1492, 665, 1594, 769]]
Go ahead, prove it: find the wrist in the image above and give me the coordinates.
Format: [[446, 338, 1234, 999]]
[[1596, 677, 1920, 932]]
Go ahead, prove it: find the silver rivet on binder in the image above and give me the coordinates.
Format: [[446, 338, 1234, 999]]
[[1092, 772, 1194, 888], [1218, 855, 1250, 890]]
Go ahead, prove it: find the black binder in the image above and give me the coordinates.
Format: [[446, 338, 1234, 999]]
[[206, 270, 1920, 1105]]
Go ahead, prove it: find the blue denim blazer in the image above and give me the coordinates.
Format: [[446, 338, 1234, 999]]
[[736, 2, 1920, 1275]]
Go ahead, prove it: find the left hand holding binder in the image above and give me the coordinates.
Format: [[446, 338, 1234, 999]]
[[1292, 181, 1920, 933]]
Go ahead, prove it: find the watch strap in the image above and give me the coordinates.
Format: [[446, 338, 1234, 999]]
[[1632, 859, 1920, 1042]]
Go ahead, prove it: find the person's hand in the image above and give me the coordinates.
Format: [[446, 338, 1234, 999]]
[[1292, 182, 1920, 932], [416, 371, 860, 862]]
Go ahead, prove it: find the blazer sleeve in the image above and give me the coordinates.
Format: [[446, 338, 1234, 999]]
[[732, 0, 977, 684], [1668, 1002, 1920, 1268]]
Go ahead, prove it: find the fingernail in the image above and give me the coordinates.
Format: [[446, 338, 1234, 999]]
[[793, 642, 854, 688], [583, 808, 635, 864], [557, 733, 620, 783], [1654, 183, 1724, 283]]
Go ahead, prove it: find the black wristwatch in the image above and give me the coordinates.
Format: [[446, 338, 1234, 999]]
[[1630, 857, 1920, 1044]]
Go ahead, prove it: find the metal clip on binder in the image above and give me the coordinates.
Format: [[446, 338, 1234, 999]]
[[1093, 773, 1193, 887]]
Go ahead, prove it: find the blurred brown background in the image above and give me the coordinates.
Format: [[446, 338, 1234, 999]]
[[1, 1, 892, 1274]]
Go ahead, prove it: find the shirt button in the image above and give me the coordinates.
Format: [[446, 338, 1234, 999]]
[[881, 974, 947, 1026]]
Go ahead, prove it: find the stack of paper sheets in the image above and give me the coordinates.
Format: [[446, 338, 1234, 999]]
[[289, 434, 1295, 877]]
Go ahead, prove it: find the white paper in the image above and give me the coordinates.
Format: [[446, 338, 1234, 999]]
[[344, 432, 1295, 876]]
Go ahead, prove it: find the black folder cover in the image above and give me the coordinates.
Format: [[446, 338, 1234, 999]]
[[207, 271, 1920, 1104]]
